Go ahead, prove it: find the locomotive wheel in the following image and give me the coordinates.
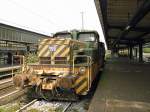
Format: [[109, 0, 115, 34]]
[[35, 86, 79, 101], [40, 90, 55, 101], [35, 85, 54, 101]]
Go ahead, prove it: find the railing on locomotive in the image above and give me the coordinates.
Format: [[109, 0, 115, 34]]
[[38, 55, 92, 76], [73, 55, 92, 90], [38, 55, 92, 66]]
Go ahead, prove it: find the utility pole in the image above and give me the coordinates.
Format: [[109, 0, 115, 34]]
[[81, 12, 84, 30]]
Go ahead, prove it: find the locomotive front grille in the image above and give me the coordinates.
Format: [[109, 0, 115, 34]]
[[55, 57, 67, 64], [40, 57, 51, 64]]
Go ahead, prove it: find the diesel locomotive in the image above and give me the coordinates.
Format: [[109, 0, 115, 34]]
[[13, 30, 105, 100]]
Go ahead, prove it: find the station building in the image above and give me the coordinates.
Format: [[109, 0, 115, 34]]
[[0, 23, 49, 65]]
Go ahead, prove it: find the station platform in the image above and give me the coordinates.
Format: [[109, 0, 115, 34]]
[[88, 57, 150, 112]]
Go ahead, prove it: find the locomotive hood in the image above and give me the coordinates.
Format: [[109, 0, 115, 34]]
[[38, 38, 86, 65]]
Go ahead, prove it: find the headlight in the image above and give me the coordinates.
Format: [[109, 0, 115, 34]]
[[79, 67, 86, 74]]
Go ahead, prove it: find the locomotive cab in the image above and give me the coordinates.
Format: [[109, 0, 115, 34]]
[[54, 32, 73, 39]]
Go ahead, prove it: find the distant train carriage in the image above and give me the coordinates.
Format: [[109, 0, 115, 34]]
[[13, 30, 105, 100]]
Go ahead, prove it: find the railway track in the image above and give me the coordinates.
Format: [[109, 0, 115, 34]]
[[0, 73, 14, 79], [16, 99, 73, 112], [16, 99, 38, 112], [15, 99, 90, 112], [0, 65, 21, 79], [62, 102, 72, 112], [0, 78, 13, 90], [0, 88, 28, 105], [0, 78, 28, 106], [0, 78, 90, 111]]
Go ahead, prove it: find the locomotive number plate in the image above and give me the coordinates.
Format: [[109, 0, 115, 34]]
[[49, 45, 57, 52]]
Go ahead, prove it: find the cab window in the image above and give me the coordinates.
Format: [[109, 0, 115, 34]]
[[78, 33, 96, 42], [55, 33, 72, 39], [78, 33, 98, 48]]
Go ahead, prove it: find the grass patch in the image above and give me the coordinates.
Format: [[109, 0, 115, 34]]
[[27, 109, 40, 112], [0, 103, 20, 112], [143, 48, 150, 53], [54, 107, 64, 112], [70, 109, 79, 112], [83, 102, 89, 110], [26, 106, 63, 112], [105, 53, 111, 60], [47, 106, 63, 112], [25, 53, 38, 63]]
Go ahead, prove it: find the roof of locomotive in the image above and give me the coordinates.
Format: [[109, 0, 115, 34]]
[[53, 30, 100, 41], [38, 38, 86, 47], [53, 30, 99, 36]]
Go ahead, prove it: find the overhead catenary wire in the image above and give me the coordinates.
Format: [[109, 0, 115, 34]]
[[0, 18, 49, 35], [81, 12, 84, 30], [3, 0, 67, 34], [6, 0, 58, 26]]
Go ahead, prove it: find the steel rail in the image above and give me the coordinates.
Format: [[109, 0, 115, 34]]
[[0, 88, 28, 105], [16, 99, 38, 112], [62, 102, 72, 112], [0, 79, 13, 90]]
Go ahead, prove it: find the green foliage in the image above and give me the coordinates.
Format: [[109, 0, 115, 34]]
[[70, 109, 79, 112], [105, 50, 111, 60], [54, 107, 64, 112], [143, 48, 150, 53], [0, 108, 5, 112], [83, 102, 90, 110], [0, 103, 20, 112], [47, 106, 63, 112], [26, 106, 63, 112], [27, 109, 40, 112], [105, 53, 111, 60], [25, 53, 38, 64]]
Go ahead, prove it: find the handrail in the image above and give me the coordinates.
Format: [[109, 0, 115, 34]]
[[73, 55, 92, 90], [73, 55, 92, 74]]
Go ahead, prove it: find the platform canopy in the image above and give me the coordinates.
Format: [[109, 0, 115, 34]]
[[95, 0, 150, 49]]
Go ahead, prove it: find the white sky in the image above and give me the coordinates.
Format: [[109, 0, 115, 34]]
[[0, 0, 105, 43]]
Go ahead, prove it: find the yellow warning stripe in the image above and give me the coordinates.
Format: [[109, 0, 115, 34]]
[[56, 46, 69, 57], [53, 45, 67, 57], [75, 76, 86, 85], [67, 56, 70, 62], [38, 45, 49, 57], [78, 86, 88, 95], [39, 40, 63, 57], [43, 50, 51, 57], [39, 39, 64, 56], [39, 39, 71, 58], [60, 47, 70, 57], [38, 40, 55, 56], [75, 81, 87, 94], [51, 40, 67, 58], [74, 77, 87, 90], [51, 45, 66, 59], [38, 39, 50, 51]]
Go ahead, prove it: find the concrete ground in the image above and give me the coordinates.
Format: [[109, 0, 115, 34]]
[[88, 57, 150, 112]]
